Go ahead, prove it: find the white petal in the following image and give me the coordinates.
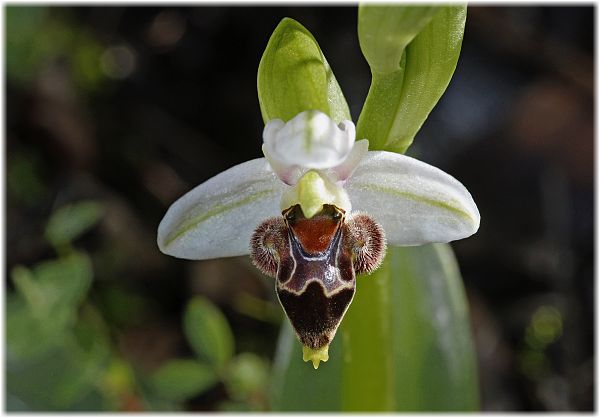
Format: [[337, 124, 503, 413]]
[[327, 139, 369, 182], [263, 110, 355, 172], [261, 144, 303, 185], [157, 158, 287, 260], [345, 151, 480, 246]]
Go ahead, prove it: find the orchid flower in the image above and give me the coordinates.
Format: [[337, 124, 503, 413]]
[[157, 110, 479, 369]]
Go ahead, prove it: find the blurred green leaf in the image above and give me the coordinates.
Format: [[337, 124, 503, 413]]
[[7, 7, 107, 90], [218, 401, 255, 412], [257, 18, 351, 124], [101, 358, 136, 409], [270, 322, 344, 411], [150, 360, 218, 402], [6, 6, 47, 84], [357, 5, 466, 153], [7, 332, 110, 411], [98, 285, 147, 327], [33, 252, 94, 307], [340, 257, 395, 410], [7, 294, 111, 411], [184, 296, 234, 369], [7, 253, 93, 362], [11, 266, 45, 315], [7, 148, 49, 205], [342, 244, 479, 411], [6, 295, 64, 362], [136, 366, 183, 412], [224, 353, 269, 402], [53, 306, 111, 408], [45, 200, 104, 248], [271, 244, 478, 411]]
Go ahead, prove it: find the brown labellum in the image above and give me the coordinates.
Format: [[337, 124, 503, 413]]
[[250, 204, 386, 360]]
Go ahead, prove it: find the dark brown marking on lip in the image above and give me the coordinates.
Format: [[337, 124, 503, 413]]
[[277, 282, 355, 350]]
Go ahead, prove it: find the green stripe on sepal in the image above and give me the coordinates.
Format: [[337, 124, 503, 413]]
[[164, 188, 276, 248], [360, 183, 475, 223]]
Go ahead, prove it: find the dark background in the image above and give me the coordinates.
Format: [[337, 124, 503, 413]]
[[6, 5, 594, 411]]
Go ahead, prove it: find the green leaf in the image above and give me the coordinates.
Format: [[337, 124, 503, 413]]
[[7, 253, 94, 362], [183, 296, 234, 369], [11, 266, 45, 315], [358, 6, 440, 74], [270, 244, 479, 411], [224, 353, 269, 401], [357, 6, 467, 153], [45, 200, 103, 247], [34, 252, 94, 308], [257, 17, 350, 123], [270, 322, 343, 411], [6, 303, 111, 411], [6, 294, 64, 362], [150, 360, 218, 402]]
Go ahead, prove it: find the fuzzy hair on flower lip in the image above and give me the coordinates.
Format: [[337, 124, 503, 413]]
[[157, 110, 480, 368]]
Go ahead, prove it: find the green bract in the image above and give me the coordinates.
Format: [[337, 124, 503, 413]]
[[357, 5, 467, 153], [257, 18, 350, 123]]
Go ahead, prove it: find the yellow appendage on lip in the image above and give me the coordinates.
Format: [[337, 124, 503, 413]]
[[302, 344, 330, 369], [280, 170, 351, 219]]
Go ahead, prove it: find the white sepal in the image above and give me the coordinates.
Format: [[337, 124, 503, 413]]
[[345, 151, 480, 246], [157, 158, 287, 260]]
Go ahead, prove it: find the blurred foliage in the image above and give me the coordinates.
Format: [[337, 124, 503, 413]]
[[7, 199, 270, 412], [7, 202, 108, 411], [184, 296, 234, 368], [6, 6, 106, 90], [149, 296, 270, 411], [45, 200, 104, 249], [7, 148, 50, 206], [519, 306, 564, 380], [150, 360, 217, 402]]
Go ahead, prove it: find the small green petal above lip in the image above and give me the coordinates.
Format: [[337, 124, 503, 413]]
[[157, 158, 287, 260], [345, 151, 480, 246]]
